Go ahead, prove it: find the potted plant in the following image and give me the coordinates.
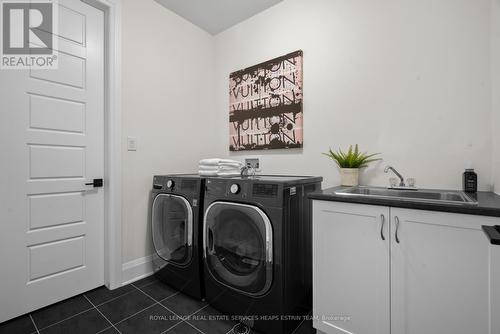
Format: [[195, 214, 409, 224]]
[[323, 145, 381, 186]]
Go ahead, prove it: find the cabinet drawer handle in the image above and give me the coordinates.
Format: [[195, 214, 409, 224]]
[[380, 214, 386, 241], [395, 216, 401, 243]]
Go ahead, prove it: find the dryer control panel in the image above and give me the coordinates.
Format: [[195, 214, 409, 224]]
[[205, 179, 248, 198], [205, 178, 284, 207], [229, 183, 240, 194]]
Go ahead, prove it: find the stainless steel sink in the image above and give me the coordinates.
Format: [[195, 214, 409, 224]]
[[334, 186, 478, 205]]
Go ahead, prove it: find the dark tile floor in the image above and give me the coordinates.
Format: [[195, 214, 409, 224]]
[[0, 276, 315, 334]]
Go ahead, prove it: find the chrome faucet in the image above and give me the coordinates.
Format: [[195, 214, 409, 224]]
[[384, 166, 405, 187]]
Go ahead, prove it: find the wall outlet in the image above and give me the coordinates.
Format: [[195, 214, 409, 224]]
[[245, 158, 260, 171], [127, 136, 138, 151]]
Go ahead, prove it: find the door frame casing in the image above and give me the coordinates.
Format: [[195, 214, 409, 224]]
[[81, 0, 122, 289]]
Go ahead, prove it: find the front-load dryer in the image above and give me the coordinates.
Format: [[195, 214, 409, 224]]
[[151, 174, 205, 300], [203, 175, 322, 334]]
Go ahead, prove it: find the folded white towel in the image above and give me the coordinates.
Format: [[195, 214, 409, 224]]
[[198, 165, 219, 171], [219, 162, 244, 169], [218, 165, 243, 171], [198, 170, 219, 176], [198, 158, 244, 177], [199, 158, 243, 167], [198, 166, 242, 175], [198, 165, 243, 173], [199, 158, 221, 167], [217, 170, 242, 177]]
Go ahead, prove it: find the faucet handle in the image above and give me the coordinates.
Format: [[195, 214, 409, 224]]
[[407, 178, 416, 188], [389, 177, 398, 188]]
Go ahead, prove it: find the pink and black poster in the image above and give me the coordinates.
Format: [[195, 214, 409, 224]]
[[229, 50, 303, 151]]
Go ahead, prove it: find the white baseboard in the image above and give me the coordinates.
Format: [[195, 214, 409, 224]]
[[122, 254, 155, 286]]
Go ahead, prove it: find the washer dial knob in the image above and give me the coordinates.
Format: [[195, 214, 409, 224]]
[[166, 180, 175, 189], [230, 184, 240, 194]]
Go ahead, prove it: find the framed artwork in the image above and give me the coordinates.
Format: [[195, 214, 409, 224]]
[[229, 50, 303, 151]]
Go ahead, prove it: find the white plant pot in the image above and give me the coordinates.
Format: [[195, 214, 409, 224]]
[[340, 168, 360, 186]]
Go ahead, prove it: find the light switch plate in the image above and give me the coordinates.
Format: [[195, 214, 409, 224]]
[[127, 136, 137, 151], [245, 158, 260, 171]]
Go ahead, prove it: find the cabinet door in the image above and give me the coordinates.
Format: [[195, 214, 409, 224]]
[[491, 243, 500, 334], [313, 201, 390, 334], [391, 208, 496, 334]]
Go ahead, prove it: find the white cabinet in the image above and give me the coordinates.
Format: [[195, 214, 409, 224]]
[[313, 200, 500, 334], [312, 201, 390, 334], [390, 208, 493, 334], [491, 242, 500, 333]]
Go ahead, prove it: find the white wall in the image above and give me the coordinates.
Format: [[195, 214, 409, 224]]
[[213, 0, 493, 190], [120, 0, 498, 267], [122, 0, 214, 263], [493, 0, 500, 193]]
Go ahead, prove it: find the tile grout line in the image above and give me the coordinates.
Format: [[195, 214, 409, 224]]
[[28, 288, 136, 333], [83, 294, 122, 334], [131, 284, 184, 319], [94, 326, 114, 334], [127, 282, 240, 334], [29, 314, 40, 334], [290, 316, 306, 334], [131, 278, 161, 290], [135, 282, 210, 319], [132, 283, 208, 334], [90, 284, 159, 331], [192, 303, 210, 316], [158, 321, 187, 334], [94, 289, 137, 308], [131, 282, 182, 302], [157, 320, 183, 334], [107, 303, 158, 328], [22, 282, 154, 334], [184, 320, 205, 334], [172, 304, 211, 334], [32, 306, 96, 332], [160, 302, 210, 334], [24, 280, 213, 334], [95, 282, 184, 328]]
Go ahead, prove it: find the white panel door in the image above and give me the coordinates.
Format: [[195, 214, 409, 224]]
[[390, 208, 496, 334], [312, 201, 390, 334], [0, 0, 105, 322]]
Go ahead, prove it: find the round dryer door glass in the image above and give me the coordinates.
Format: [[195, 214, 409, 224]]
[[152, 194, 193, 267], [204, 202, 273, 296]]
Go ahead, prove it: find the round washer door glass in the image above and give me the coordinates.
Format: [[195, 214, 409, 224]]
[[204, 202, 273, 296], [152, 194, 193, 267]]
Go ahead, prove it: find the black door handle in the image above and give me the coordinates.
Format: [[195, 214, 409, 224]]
[[85, 179, 103, 188], [482, 225, 500, 245]]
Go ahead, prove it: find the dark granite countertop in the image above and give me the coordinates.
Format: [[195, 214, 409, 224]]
[[309, 186, 500, 218]]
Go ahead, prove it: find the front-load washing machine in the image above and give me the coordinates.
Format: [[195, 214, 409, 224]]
[[203, 175, 322, 334], [151, 174, 205, 299]]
